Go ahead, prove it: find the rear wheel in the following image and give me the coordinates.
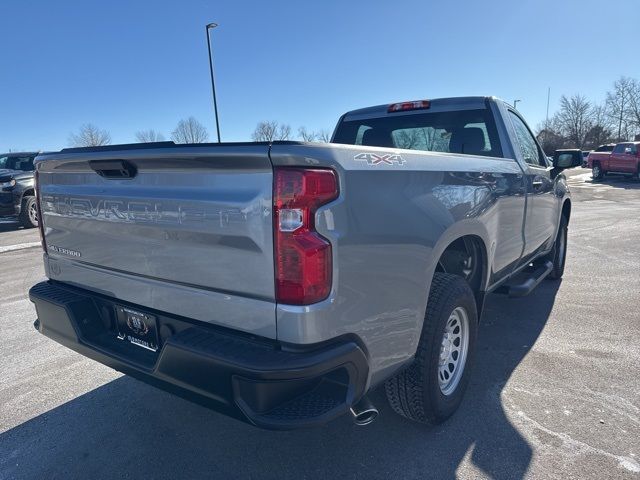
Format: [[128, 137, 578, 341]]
[[385, 273, 478, 424], [18, 195, 38, 228], [592, 163, 603, 180]]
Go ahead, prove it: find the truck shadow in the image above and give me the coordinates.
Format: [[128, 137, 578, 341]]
[[586, 175, 640, 190], [0, 282, 561, 480]]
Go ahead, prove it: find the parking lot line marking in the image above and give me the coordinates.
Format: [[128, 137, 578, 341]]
[[0, 242, 41, 254]]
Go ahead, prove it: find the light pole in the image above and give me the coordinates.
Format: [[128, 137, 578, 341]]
[[543, 88, 550, 149], [513, 99, 521, 110], [618, 94, 625, 141], [206, 22, 221, 143]]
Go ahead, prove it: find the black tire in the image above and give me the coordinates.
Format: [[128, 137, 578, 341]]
[[18, 195, 38, 228], [385, 273, 478, 424], [592, 163, 604, 180], [547, 215, 568, 280]]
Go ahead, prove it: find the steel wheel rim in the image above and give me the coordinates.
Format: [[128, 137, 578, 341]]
[[593, 166, 600, 178], [29, 202, 38, 224], [438, 306, 469, 396]]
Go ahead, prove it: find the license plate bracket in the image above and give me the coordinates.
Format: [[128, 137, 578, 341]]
[[115, 306, 159, 352]]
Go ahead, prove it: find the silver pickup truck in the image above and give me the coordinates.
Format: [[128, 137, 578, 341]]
[[29, 96, 579, 429]]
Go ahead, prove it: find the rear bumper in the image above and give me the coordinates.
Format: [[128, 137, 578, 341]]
[[29, 281, 369, 430]]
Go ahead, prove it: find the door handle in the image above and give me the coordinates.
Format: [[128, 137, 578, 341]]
[[531, 177, 545, 192], [89, 160, 137, 179]]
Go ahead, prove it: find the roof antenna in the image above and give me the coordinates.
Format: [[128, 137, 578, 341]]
[[206, 22, 222, 143]]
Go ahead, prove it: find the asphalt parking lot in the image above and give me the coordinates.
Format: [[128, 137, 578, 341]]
[[0, 168, 639, 480]]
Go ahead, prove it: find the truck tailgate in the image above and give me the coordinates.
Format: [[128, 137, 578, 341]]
[[36, 144, 276, 338]]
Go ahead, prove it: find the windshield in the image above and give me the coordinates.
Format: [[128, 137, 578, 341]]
[[332, 108, 503, 158], [0, 155, 35, 171]]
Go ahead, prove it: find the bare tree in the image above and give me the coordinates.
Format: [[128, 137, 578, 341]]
[[536, 127, 565, 155], [422, 128, 450, 151], [585, 125, 614, 149], [553, 95, 593, 148], [317, 129, 332, 143], [252, 121, 291, 141], [538, 103, 613, 152], [584, 105, 614, 148], [171, 117, 209, 144], [135, 129, 165, 143], [626, 78, 640, 134], [252, 121, 277, 141], [298, 127, 316, 142], [68, 124, 111, 147], [606, 77, 635, 141], [277, 124, 291, 140], [395, 129, 421, 149], [535, 76, 640, 150]]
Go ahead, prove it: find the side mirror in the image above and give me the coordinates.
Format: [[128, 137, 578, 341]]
[[552, 151, 582, 169]]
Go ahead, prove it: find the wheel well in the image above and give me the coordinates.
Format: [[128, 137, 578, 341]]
[[435, 235, 487, 317], [22, 188, 34, 198], [561, 199, 571, 222]]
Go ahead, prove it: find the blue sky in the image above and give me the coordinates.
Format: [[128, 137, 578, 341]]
[[1, 0, 639, 152]]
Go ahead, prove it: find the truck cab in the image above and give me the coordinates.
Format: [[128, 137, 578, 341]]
[[588, 141, 640, 180], [0, 152, 39, 227]]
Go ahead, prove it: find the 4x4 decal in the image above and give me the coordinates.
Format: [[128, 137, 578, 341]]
[[354, 152, 406, 166]]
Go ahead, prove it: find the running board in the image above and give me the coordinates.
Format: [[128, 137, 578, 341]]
[[494, 261, 554, 297]]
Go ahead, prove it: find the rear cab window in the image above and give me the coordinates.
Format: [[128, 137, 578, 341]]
[[333, 107, 503, 158]]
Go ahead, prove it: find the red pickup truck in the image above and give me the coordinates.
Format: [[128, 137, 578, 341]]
[[588, 141, 640, 180]]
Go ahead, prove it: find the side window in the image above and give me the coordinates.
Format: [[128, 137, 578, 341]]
[[22, 157, 35, 171], [509, 111, 545, 167], [613, 144, 625, 154], [14, 156, 34, 171]]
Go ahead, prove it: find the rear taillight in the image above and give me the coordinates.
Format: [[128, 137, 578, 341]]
[[34, 170, 47, 253], [274, 168, 338, 305]]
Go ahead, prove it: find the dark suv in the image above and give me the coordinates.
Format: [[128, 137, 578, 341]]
[[0, 152, 39, 228]]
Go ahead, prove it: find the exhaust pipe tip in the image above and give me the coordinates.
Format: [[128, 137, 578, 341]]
[[350, 396, 378, 426]]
